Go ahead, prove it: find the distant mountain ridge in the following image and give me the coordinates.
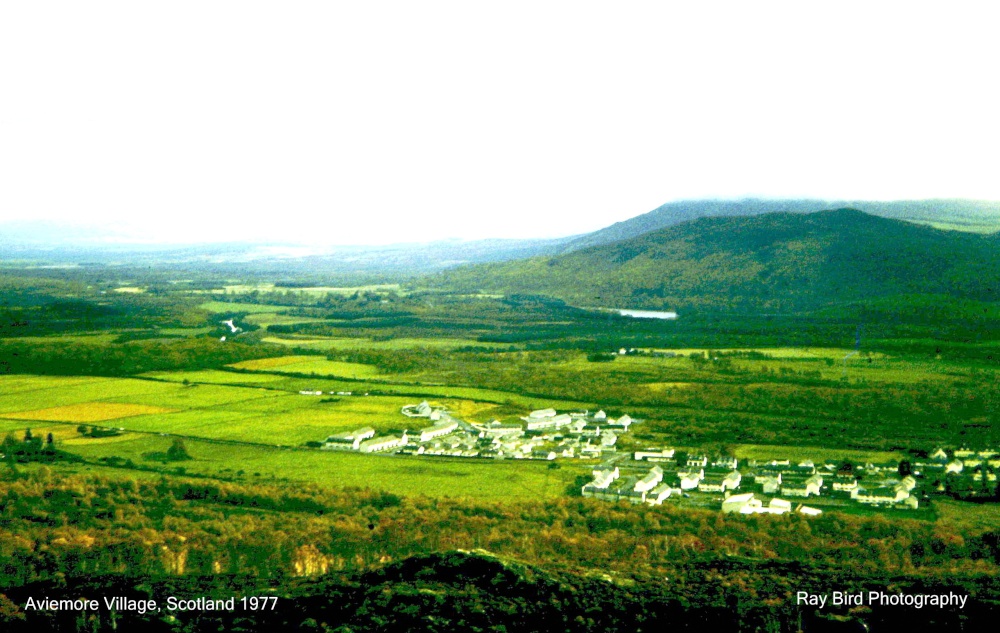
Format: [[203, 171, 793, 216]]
[[432, 208, 1000, 313], [562, 198, 1000, 252]]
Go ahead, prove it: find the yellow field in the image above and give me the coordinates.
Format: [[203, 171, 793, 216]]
[[261, 336, 477, 350], [444, 400, 501, 422], [0, 402, 176, 423], [229, 355, 383, 379], [646, 347, 889, 359], [645, 382, 692, 392], [229, 355, 318, 370], [732, 444, 904, 464]]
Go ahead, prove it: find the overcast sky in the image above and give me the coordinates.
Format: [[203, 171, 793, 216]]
[[2, 2, 999, 245]]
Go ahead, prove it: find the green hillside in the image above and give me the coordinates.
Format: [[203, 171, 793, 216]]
[[432, 209, 1000, 313], [565, 198, 1000, 252]]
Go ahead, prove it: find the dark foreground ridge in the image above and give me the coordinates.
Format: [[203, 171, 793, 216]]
[[3, 550, 998, 632]]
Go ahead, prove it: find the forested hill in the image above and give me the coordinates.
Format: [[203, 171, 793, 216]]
[[563, 198, 1000, 252], [430, 209, 1000, 313]]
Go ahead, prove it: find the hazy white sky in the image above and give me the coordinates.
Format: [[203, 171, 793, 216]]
[[2, 2, 999, 245]]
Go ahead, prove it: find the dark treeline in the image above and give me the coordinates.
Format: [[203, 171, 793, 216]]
[[311, 344, 1000, 449], [1, 470, 999, 630], [3, 553, 998, 632], [1, 470, 998, 585], [0, 337, 280, 376]]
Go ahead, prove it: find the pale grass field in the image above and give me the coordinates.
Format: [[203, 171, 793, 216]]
[[732, 443, 905, 464], [0, 402, 175, 423], [229, 355, 319, 370]]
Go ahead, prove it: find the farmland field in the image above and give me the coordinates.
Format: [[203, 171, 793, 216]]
[[0, 373, 582, 447], [230, 355, 385, 379], [0, 402, 175, 423], [731, 443, 905, 464], [261, 335, 480, 350], [198, 301, 291, 313], [58, 430, 586, 500]]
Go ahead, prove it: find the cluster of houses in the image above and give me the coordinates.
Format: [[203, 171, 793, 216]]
[[582, 445, 1000, 515], [912, 447, 1000, 497], [319, 402, 638, 460]]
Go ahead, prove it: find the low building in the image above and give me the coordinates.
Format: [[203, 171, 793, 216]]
[[586, 467, 620, 493], [686, 455, 708, 468], [831, 475, 858, 494], [608, 414, 633, 430], [634, 449, 676, 462], [712, 456, 738, 470], [527, 408, 557, 419], [531, 449, 557, 460], [677, 468, 703, 490], [722, 493, 759, 514], [402, 401, 435, 417], [755, 473, 782, 494], [646, 483, 673, 505], [769, 498, 792, 512], [481, 422, 524, 439], [525, 413, 572, 431], [419, 420, 458, 443], [782, 475, 823, 498], [635, 466, 665, 493], [852, 486, 911, 506], [698, 471, 741, 493], [323, 427, 376, 450], [359, 432, 408, 453]]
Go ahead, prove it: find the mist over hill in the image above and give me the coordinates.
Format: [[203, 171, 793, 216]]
[[432, 209, 1000, 313], [4, 199, 1000, 279]]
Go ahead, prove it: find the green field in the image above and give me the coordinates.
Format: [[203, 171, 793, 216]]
[[731, 444, 906, 464], [0, 369, 596, 499], [142, 369, 289, 384], [230, 355, 385, 379], [243, 313, 323, 327], [33, 426, 585, 500], [199, 301, 291, 313], [0, 428, 577, 504], [144, 370, 596, 417], [262, 335, 480, 351]]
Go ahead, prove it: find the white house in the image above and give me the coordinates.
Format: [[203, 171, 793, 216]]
[[645, 483, 673, 505], [525, 413, 572, 431], [722, 493, 759, 514], [609, 414, 633, 430], [323, 427, 376, 450], [783, 475, 823, 497], [634, 449, 676, 462], [359, 432, 408, 453], [527, 408, 556, 419], [590, 467, 620, 490], [419, 421, 458, 443], [634, 466, 664, 493]]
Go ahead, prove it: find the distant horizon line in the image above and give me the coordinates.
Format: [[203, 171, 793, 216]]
[[3, 196, 1000, 250]]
